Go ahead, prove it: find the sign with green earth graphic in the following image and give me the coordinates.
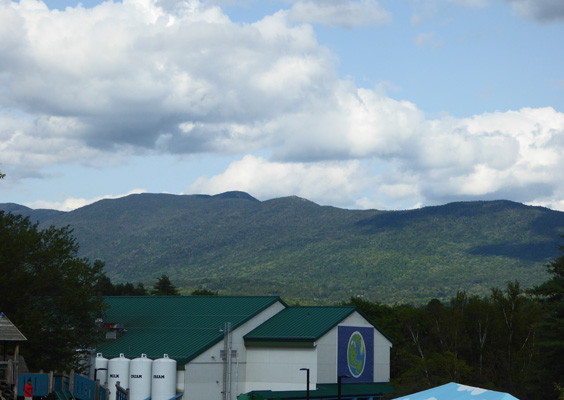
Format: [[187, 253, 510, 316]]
[[347, 331, 366, 377], [338, 326, 374, 382]]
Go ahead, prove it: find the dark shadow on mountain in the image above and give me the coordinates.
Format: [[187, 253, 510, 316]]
[[468, 241, 561, 262], [355, 200, 529, 233]]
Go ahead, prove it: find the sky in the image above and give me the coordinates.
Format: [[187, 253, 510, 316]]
[[1, 0, 563, 212]]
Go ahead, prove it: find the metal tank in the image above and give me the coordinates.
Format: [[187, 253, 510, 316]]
[[129, 354, 153, 400], [94, 353, 109, 387], [151, 354, 177, 400], [108, 354, 131, 400]]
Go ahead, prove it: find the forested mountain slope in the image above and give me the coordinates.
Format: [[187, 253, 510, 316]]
[[3, 192, 563, 304]]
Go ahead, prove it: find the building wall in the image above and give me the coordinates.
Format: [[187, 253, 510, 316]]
[[338, 312, 392, 383], [312, 312, 391, 384], [182, 300, 286, 400], [243, 311, 392, 395], [245, 347, 317, 392]]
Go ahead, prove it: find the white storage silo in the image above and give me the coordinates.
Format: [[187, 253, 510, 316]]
[[94, 353, 109, 387], [130, 354, 153, 400], [151, 354, 177, 400], [108, 354, 131, 400]]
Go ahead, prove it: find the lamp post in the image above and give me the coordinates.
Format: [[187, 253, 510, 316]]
[[337, 375, 350, 400], [300, 368, 310, 400]]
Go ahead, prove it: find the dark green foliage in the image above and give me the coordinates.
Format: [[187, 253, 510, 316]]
[[96, 273, 149, 295], [487, 282, 540, 397], [2, 194, 564, 304], [151, 274, 179, 296], [529, 237, 564, 397], [340, 296, 402, 345], [0, 211, 106, 372], [192, 288, 218, 296], [354, 283, 541, 399]]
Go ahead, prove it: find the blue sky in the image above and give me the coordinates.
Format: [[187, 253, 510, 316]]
[[1, 0, 563, 211]]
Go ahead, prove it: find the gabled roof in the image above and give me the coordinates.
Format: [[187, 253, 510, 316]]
[[393, 382, 519, 400], [0, 313, 27, 341], [96, 296, 285, 365], [244, 306, 391, 346]]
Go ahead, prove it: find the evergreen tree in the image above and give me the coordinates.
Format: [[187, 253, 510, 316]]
[[151, 274, 179, 295], [96, 272, 149, 296]]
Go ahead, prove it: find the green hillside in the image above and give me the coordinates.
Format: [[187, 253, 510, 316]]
[[3, 192, 564, 304]]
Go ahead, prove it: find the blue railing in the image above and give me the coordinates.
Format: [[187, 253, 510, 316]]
[[17, 373, 179, 400], [53, 373, 71, 393], [18, 372, 108, 400], [18, 373, 49, 397], [74, 374, 96, 400]]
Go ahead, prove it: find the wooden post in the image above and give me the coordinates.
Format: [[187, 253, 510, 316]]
[[7, 359, 12, 385], [95, 377, 100, 400], [70, 370, 75, 395], [48, 371, 54, 394], [13, 344, 19, 397]]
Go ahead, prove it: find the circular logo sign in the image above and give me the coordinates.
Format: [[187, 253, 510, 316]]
[[347, 331, 366, 378]]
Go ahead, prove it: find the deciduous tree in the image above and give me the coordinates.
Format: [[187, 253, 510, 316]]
[[530, 237, 564, 397], [0, 211, 106, 372]]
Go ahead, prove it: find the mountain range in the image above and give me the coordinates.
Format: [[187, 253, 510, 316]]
[[2, 191, 564, 304]]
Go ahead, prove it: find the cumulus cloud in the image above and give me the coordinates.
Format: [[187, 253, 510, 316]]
[[288, 0, 392, 28], [0, 0, 336, 159], [26, 189, 148, 212], [1, 0, 564, 211], [184, 106, 564, 210], [504, 0, 564, 23], [414, 0, 564, 24], [184, 155, 367, 207]]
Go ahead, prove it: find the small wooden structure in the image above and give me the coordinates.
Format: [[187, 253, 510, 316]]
[[0, 312, 27, 397]]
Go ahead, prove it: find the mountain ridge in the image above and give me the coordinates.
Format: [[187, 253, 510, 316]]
[[2, 193, 563, 304]]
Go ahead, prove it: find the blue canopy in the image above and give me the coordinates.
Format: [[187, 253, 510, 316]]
[[394, 382, 519, 400]]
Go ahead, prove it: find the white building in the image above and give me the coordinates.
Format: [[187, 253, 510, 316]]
[[95, 296, 393, 400]]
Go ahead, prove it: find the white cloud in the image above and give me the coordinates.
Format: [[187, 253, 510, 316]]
[[413, 32, 443, 48], [182, 105, 564, 211], [25, 189, 148, 212], [505, 0, 564, 23], [412, 0, 564, 23], [0, 0, 337, 162], [184, 155, 367, 207], [288, 0, 392, 28], [1, 0, 564, 212], [406, 107, 564, 207]]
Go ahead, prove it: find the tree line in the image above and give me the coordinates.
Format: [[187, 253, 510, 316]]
[[1, 210, 563, 399], [95, 272, 178, 296], [342, 241, 564, 399], [95, 272, 218, 296]]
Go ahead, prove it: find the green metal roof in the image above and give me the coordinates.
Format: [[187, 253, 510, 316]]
[[96, 296, 285, 365], [244, 306, 357, 344], [244, 306, 393, 345], [239, 382, 395, 399]]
